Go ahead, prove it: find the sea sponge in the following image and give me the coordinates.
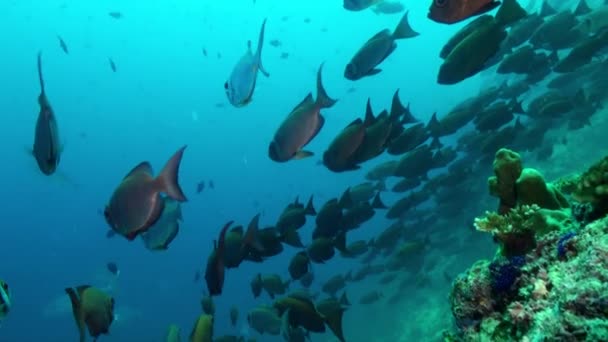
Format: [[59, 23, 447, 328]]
[[489, 149, 570, 213], [573, 155, 608, 215], [489, 148, 523, 214], [516, 168, 570, 210]]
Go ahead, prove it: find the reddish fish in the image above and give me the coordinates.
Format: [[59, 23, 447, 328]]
[[104, 146, 187, 240], [428, 0, 501, 24]]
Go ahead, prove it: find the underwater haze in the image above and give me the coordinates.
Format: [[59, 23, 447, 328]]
[[1, 0, 607, 341]]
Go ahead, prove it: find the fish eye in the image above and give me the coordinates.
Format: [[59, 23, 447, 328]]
[[224, 82, 229, 90], [435, 0, 448, 7]]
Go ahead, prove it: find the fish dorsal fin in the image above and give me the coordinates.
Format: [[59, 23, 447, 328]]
[[376, 109, 389, 121], [124, 162, 152, 180], [291, 93, 314, 113], [369, 29, 391, 43], [364, 98, 375, 126]]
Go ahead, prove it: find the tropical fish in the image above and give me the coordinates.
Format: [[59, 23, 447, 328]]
[[65, 285, 115, 342], [225, 19, 269, 107], [33, 51, 61, 175], [103, 146, 187, 240], [344, 11, 419, 80], [189, 314, 213, 342], [141, 197, 183, 251], [428, 0, 501, 24], [204, 221, 232, 296], [268, 64, 336, 162], [344, 0, 384, 11]]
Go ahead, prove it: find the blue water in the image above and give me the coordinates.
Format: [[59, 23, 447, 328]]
[[0, 0, 558, 341]]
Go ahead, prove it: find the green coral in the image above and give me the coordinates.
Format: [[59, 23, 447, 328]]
[[488, 148, 570, 214]]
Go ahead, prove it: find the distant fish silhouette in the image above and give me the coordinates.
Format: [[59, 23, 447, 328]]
[[108, 58, 117, 72], [108, 11, 123, 19], [57, 36, 69, 54]]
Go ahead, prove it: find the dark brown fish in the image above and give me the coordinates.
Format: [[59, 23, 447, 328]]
[[205, 221, 232, 296], [33, 51, 61, 175], [268, 64, 336, 162], [428, 0, 500, 24], [65, 285, 115, 342], [103, 146, 187, 240]]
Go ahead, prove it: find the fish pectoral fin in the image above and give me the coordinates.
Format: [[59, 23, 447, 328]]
[[293, 151, 314, 160], [366, 69, 382, 76], [258, 62, 269, 77]]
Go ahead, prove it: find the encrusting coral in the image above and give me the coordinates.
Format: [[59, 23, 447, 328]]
[[573, 155, 608, 216]]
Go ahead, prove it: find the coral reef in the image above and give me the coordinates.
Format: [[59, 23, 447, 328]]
[[573, 155, 608, 216], [445, 151, 608, 341]]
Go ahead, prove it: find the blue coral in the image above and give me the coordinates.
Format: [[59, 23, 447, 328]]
[[557, 232, 576, 258], [489, 256, 525, 294]]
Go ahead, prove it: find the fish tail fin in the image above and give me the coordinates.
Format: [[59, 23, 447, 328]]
[[157, 145, 188, 202], [281, 227, 304, 248], [372, 192, 387, 209], [243, 213, 264, 252], [65, 286, 88, 342], [37, 51, 45, 94], [323, 307, 346, 342], [256, 18, 269, 77], [425, 112, 439, 136], [316, 63, 337, 109], [392, 11, 419, 40], [305, 196, 316, 216]]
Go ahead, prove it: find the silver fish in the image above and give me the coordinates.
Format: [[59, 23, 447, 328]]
[[268, 63, 336, 162], [33, 51, 61, 175], [225, 18, 269, 107]]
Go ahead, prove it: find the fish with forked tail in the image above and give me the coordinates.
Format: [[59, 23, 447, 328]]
[[268, 63, 336, 162], [33, 51, 61, 175], [225, 18, 269, 107], [103, 146, 188, 240]]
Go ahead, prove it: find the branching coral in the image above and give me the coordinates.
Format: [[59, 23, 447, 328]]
[[474, 205, 545, 257]]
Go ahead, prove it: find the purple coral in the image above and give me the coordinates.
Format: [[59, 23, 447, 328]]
[[489, 256, 526, 294], [557, 232, 576, 258]]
